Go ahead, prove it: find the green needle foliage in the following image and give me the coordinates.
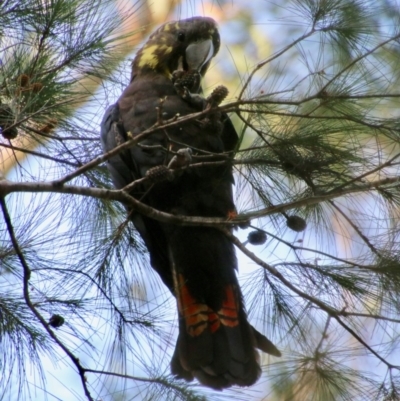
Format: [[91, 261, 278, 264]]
[[2, 0, 400, 400]]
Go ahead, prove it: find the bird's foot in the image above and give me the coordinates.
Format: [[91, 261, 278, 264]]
[[168, 148, 193, 169], [172, 70, 206, 110]]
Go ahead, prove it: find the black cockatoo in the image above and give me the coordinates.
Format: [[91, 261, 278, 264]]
[[100, 16, 280, 389]]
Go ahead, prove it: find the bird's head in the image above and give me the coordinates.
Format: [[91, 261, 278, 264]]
[[131, 17, 220, 80]]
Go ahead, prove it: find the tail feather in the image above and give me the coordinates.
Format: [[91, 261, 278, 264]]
[[167, 226, 279, 388], [252, 326, 282, 357], [171, 272, 261, 388]]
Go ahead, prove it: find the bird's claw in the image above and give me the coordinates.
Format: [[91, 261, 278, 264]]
[[168, 148, 193, 169]]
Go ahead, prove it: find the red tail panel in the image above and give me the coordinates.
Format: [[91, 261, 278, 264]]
[[175, 273, 241, 336]]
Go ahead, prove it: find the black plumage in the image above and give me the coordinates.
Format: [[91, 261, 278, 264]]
[[101, 16, 280, 389]]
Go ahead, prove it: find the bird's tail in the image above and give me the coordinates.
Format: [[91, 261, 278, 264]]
[[167, 226, 279, 389]]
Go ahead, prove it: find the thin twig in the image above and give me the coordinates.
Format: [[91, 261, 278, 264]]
[[222, 227, 399, 370], [84, 368, 193, 396], [0, 142, 80, 167], [238, 27, 317, 99], [329, 200, 381, 257], [0, 197, 95, 401], [315, 316, 331, 354], [319, 33, 400, 95]]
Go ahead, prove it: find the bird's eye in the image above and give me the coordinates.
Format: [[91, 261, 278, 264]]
[[177, 31, 185, 42]]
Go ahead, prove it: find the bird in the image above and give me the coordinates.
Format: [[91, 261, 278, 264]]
[[100, 16, 280, 389]]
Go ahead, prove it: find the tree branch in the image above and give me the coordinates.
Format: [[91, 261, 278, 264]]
[[1, 174, 400, 228]]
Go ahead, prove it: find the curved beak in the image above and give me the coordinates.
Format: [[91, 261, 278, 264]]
[[185, 39, 214, 71]]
